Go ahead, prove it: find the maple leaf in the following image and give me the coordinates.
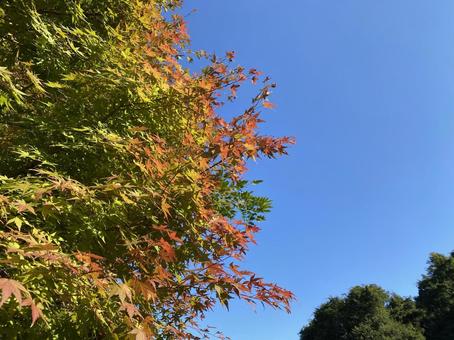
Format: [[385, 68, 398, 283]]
[[0, 279, 27, 307], [30, 302, 43, 326], [22, 298, 44, 326], [120, 302, 140, 318], [158, 238, 176, 262], [130, 327, 151, 340], [263, 101, 276, 109], [14, 200, 36, 214], [131, 279, 157, 302], [110, 283, 133, 303]]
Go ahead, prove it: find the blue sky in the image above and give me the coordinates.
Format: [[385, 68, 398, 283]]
[[182, 1, 454, 339]]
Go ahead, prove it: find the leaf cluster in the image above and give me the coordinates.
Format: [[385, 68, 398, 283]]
[[0, 0, 294, 338]]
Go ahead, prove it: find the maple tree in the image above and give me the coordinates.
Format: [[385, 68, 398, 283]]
[[0, 0, 294, 338]]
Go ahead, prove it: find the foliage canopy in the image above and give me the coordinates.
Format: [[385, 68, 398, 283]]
[[416, 252, 454, 340], [299, 285, 424, 340], [0, 0, 294, 338], [300, 251, 454, 340]]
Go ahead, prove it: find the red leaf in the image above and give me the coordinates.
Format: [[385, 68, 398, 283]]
[[159, 238, 175, 261]]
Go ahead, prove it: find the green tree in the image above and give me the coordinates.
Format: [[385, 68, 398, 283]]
[[300, 285, 424, 340], [417, 252, 454, 340], [0, 0, 293, 338], [388, 294, 424, 327]]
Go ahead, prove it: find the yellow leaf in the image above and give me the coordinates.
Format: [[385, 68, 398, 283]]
[[46, 81, 66, 89]]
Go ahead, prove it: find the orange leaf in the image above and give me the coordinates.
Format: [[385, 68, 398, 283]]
[[263, 101, 275, 109], [161, 200, 171, 218], [159, 238, 175, 262]]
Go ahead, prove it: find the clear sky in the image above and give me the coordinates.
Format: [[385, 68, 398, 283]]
[[181, 1, 454, 339]]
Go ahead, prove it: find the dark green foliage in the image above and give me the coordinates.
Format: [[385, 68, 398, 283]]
[[300, 297, 345, 339], [300, 285, 424, 340], [388, 295, 424, 327], [417, 252, 454, 340], [301, 251, 454, 340]]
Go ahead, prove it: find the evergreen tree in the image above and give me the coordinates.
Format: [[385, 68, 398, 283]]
[[417, 252, 454, 340], [300, 285, 424, 340]]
